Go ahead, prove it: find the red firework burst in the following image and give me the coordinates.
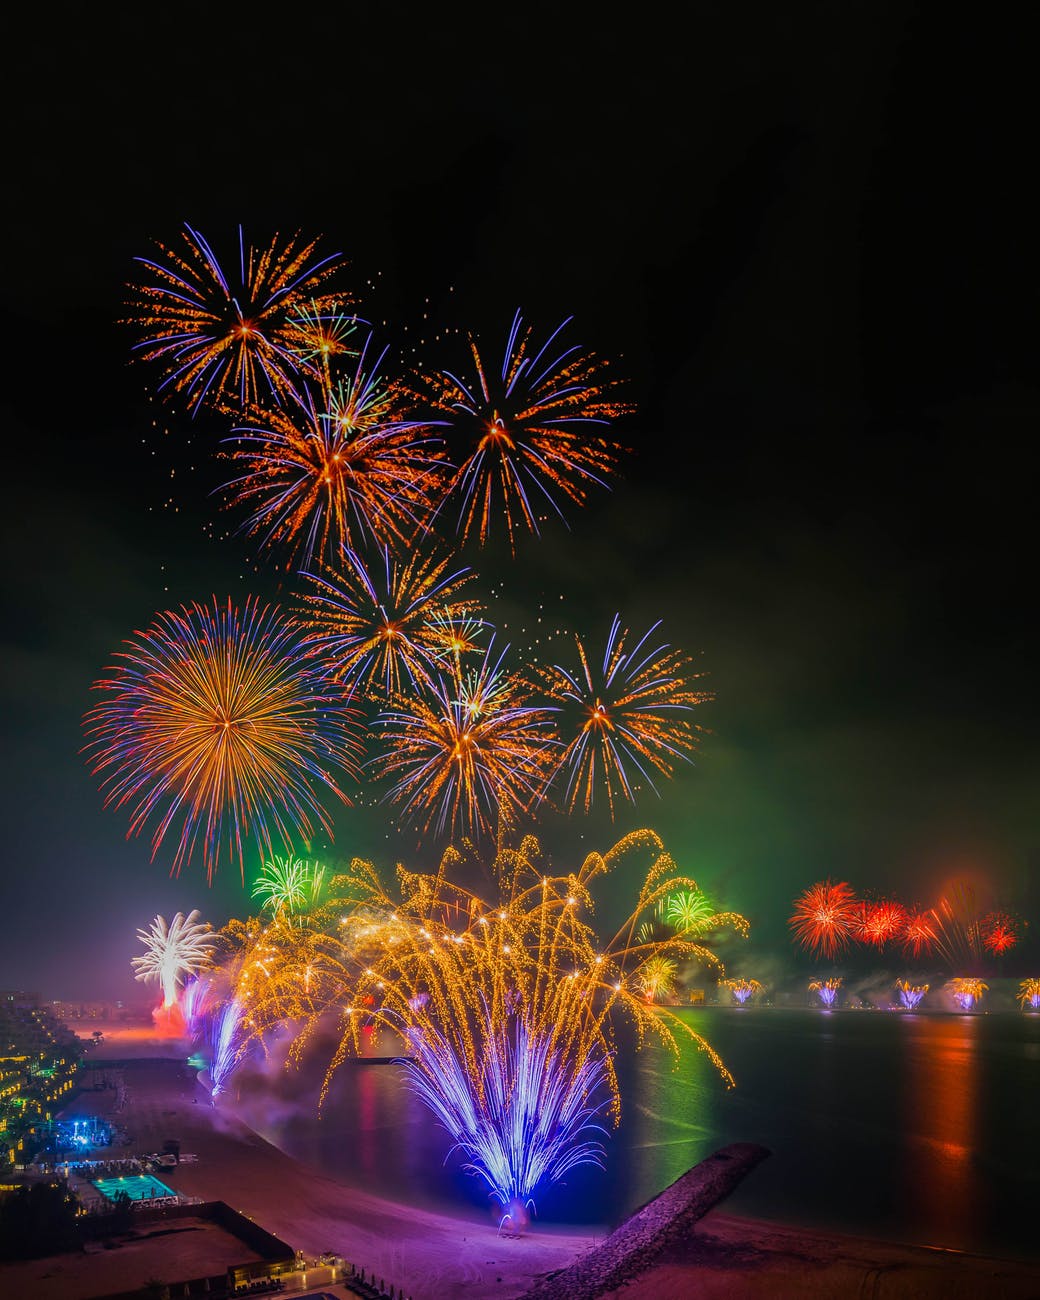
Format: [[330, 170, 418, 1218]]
[[789, 880, 860, 960]]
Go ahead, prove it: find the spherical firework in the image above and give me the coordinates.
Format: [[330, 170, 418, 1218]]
[[280, 297, 364, 387], [296, 543, 487, 700], [660, 888, 717, 934], [405, 309, 633, 551], [126, 224, 349, 414], [82, 596, 364, 882], [789, 880, 859, 960], [132, 910, 215, 1009], [856, 899, 908, 950], [220, 338, 449, 569], [368, 642, 557, 843], [981, 911, 1018, 956], [537, 614, 711, 818], [901, 908, 937, 959]]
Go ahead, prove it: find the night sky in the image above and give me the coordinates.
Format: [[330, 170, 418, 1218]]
[[2, 7, 1036, 1002]]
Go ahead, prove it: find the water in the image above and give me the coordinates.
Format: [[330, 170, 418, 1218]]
[[228, 1008, 1040, 1262], [92, 1172, 176, 1202]]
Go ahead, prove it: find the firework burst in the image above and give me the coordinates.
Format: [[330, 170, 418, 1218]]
[[537, 615, 711, 818], [132, 911, 215, 1010], [789, 881, 860, 960], [296, 544, 487, 700], [721, 978, 764, 1006], [220, 337, 449, 570], [946, 976, 988, 1011], [82, 596, 364, 882], [126, 224, 348, 414], [405, 310, 632, 551], [251, 853, 327, 917], [368, 642, 557, 843]]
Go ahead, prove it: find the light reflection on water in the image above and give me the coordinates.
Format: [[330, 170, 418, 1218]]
[[228, 1008, 1040, 1260]]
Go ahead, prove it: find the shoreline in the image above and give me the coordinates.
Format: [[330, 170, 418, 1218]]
[[27, 1023, 1040, 1300]]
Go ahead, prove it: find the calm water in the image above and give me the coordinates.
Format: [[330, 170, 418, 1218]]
[[229, 1008, 1040, 1262]]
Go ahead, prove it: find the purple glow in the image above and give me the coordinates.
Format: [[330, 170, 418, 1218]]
[[208, 999, 246, 1096], [401, 1017, 610, 1226]]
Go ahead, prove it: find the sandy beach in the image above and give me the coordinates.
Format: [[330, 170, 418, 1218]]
[[9, 1023, 1039, 1300]]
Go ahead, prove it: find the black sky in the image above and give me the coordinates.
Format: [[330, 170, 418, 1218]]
[[2, 5, 1037, 1000]]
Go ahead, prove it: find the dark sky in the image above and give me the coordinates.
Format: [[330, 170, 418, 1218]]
[[2, 6, 1037, 1001]]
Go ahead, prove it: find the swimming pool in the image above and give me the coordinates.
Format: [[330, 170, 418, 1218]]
[[92, 1173, 176, 1202]]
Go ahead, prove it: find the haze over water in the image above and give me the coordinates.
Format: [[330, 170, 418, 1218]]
[[229, 1007, 1040, 1262]]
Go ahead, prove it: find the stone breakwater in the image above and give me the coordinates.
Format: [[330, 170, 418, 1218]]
[[519, 1142, 771, 1300]]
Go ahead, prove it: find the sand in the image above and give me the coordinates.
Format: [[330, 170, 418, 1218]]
[[17, 1023, 1040, 1300]]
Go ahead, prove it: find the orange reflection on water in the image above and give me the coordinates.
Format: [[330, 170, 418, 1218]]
[[900, 1014, 980, 1247]]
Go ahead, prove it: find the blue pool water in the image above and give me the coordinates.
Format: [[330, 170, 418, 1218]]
[[92, 1172, 176, 1202]]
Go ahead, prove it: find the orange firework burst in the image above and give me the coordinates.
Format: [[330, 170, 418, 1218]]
[[901, 908, 937, 958], [856, 898, 908, 949], [81, 596, 364, 883], [220, 337, 449, 569], [126, 224, 349, 414], [295, 543, 488, 700], [789, 880, 860, 960], [981, 911, 1019, 955], [405, 310, 633, 551], [536, 615, 711, 818], [368, 642, 557, 843]]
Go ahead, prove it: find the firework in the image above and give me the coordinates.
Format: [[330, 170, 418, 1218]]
[[635, 955, 680, 1003], [251, 854, 327, 917], [808, 977, 842, 1008], [281, 297, 363, 387], [208, 998, 248, 1097], [1017, 978, 1040, 1011], [126, 224, 348, 414], [405, 310, 632, 550], [981, 911, 1018, 956], [856, 899, 908, 950], [220, 342, 449, 570], [368, 641, 557, 842], [132, 911, 215, 1010], [895, 979, 929, 1011], [946, 977, 988, 1011], [82, 596, 364, 882], [227, 829, 746, 1216], [537, 615, 711, 818], [721, 978, 763, 1006], [901, 908, 937, 959], [181, 973, 214, 1039], [789, 881, 859, 960], [296, 544, 487, 700], [403, 1017, 610, 1233], [659, 888, 717, 934], [928, 881, 987, 970]]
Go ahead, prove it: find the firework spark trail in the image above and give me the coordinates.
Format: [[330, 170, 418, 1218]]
[[296, 544, 487, 700], [208, 998, 247, 1096], [132, 911, 215, 1009], [537, 615, 711, 818], [82, 596, 364, 883], [126, 224, 349, 414], [404, 310, 632, 551]]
